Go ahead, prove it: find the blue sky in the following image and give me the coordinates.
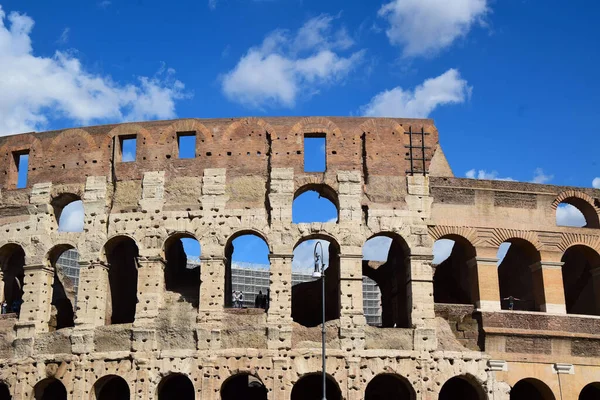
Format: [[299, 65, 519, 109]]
[[3, 1, 600, 266]]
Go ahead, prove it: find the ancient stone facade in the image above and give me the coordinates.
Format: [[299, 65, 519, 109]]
[[0, 117, 598, 399]]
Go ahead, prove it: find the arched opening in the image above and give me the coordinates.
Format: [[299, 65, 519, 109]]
[[53, 194, 84, 232], [579, 382, 600, 400], [104, 236, 139, 325], [0, 244, 25, 316], [291, 373, 341, 400], [33, 378, 67, 400], [157, 373, 194, 400], [164, 234, 200, 308], [365, 373, 416, 400], [362, 233, 410, 328], [47, 245, 79, 330], [555, 197, 600, 229], [221, 373, 267, 400], [510, 378, 555, 400], [497, 239, 541, 311], [225, 232, 270, 309], [292, 237, 340, 327], [292, 184, 339, 223], [0, 382, 10, 400], [433, 235, 476, 305], [562, 245, 600, 316], [93, 375, 130, 400], [439, 376, 485, 400]]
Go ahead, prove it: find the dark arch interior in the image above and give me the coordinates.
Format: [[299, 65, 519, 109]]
[[105, 237, 139, 324], [158, 374, 194, 400], [0, 244, 25, 315], [221, 374, 267, 400], [510, 378, 555, 400], [34, 378, 67, 400], [562, 245, 600, 316], [291, 374, 341, 400], [0, 382, 10, 400], [439, 376, 484, 400], [292, 238, 340, 327], [94, 376, 130, 400], [365, 374, 415, 400], [498, 239, 541, 311], [579, 382, 600, 400], [362, 234, 410, 328], [48, 246, 78, 331], [433, 236, 476, 305], [164, 236, 200, 307], [559, 197, 600, 229]]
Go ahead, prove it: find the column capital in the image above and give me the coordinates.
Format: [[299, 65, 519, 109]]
[[467, 257, 498, 268], [23, 264, 53, 274], [200, 256, 226, 262], [529, 260, 564, 272], [137, 256, 166, 265], [79, 260, 109, 270], [407, 254, 434, 262], [269, 253, 293, 260], [338, 253, 363, 259]]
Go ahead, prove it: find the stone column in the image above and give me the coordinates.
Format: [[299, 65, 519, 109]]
[[134, 256, 165, 325], [17, 263, 54, 334], [407, 253, 437, 351], [530, 261, 566, 314], [197, 257, 225, 350], [267, 254, 293, 350], [467, 257, 501, 311], [339, 254, 366, 352], [75, 261, 109, 328], [270, 357, 289, 400]]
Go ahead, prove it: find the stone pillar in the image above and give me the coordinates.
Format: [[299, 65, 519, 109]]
[[339, 254, 366, 352], [267, 254, 293, 350], [0, 268, 4, 304], [407, 253, 436, 351], [591, 268, 600, 313], [197, 257, 225, 350], [530, 261, 566, 314], [134, 256, 165, 324], [468, 257, 501, 311], [17, 263, 54, 334], [270, 357, 289, 400], [75, 261, 109, 328]]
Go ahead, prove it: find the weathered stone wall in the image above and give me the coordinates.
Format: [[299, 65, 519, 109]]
[[0, 117, 598, 399]]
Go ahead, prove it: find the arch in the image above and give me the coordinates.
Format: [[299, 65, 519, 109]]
[[48, 128, 97, 153], [157, 373, 194, 400], [33, 378, 67, 400], [92, 375, 130, 400], [102, 123, 154, 149], [293, 184, 339, 223], [292, 235, 341, 327], [291, 373, 341, 400], [103, 236, 139, 325], [497, 238, 542, 311], [222, 118, 276, 143], [561, 245, 600, 315], [163, 233, 201, 308], [510, 378, 555, 400], [289, 117, 343, 138], [552, 191, 600, 229], [0, 381, 10, 400], [363, 232, 411, 328], [433, 234, 477, 305], [365, 373, 416, 400], [46, 244, 79, 330], [221, 373, 267, 400], [439, 375, 486, 400], [51, 193, 84, 232], [158, 119, 214, 145], [0, 243, 25, 315], [579, 382, 600, 400]]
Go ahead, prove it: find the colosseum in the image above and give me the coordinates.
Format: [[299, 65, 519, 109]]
[[0, 116, 598, 399]]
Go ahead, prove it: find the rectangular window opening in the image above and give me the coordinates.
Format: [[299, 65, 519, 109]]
[[303, 133, 326, 172], [177, 132, 196, 159], [119, 135, 137, 162], [13, 150, 29, 189]]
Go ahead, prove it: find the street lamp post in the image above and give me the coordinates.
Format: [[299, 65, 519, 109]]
[[312, 241, 327, 400]]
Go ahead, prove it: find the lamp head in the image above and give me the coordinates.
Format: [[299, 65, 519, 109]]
[[312, 254, 322, 277]]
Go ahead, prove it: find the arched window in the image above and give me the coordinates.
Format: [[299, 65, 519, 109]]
[[221, 373, 267, 400], [52, 193, 84, 232], [164, 234, 200, 308], [562, 245, 600, 316], [47, 245, 79, 330], [555, 197, 599, 228], [579, 383, 600, 400], [291, 374, 341, 400], [365, 374, 415, 400], [433, 236, 476, 305], [34, 378, 67, 400], [362, 233, 410, 328], [104, 236, 139, 325], [439, 376, 486, 400], [157, 374, 194, 400], [0, 244, 25, 316], [93, 375, 130, 400], [292, 185, 338, 223], [225, 233, 270, 309], [510, 378, 555, 400], [0, 382, 10, 400], [292, 237, 340, 327], [497, 239, 541, 311]]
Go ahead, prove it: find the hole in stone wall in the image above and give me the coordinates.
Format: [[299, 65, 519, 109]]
[[439, 376, 485, 400], [221, 374, 267, 400], [292, 185, 338, 223], [497, 240, 540, 311], [510, 378, 556, 400], [365, 374, 416, 400], [164, 235, 201, 308], [0, 244, 25, 316], [291, 374, 341, 400], [104, 236, 139, 325], [561, 245, 600, 316], [34, 378, 67, 400], [52, 194, 84, 232], [48, 246, 79, 331], [158, 374, 194, 400], [119, 135, 137, 162], [0, 382, 9, 400], [93, 375, 130, 400], [303, 133, 326, 172], [433, 236, 476, 305], [579, 383, 600, 400], [13, 150, 29, 189], [177, 132, 196, 159], [556, 199, 599, 228]]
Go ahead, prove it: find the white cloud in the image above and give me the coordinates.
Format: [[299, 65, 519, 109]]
[[378, 0, 489, 58], [532, 168, 553, 184], [432, 239, 455, 265], [208, 0, 218, 10], [363, 236, 392, 261], [0, 6, 188, 136], [98, 1, 111, 8], [221, 14, 365, 109], [57, 27, 69, 45], [465, 169, 515, 181], [556, 203, 586, 227], [361, 69, 471, 118], [293, 239, 330, 274], [593, 178, 600, 189], [58, 200, 84, 232]]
